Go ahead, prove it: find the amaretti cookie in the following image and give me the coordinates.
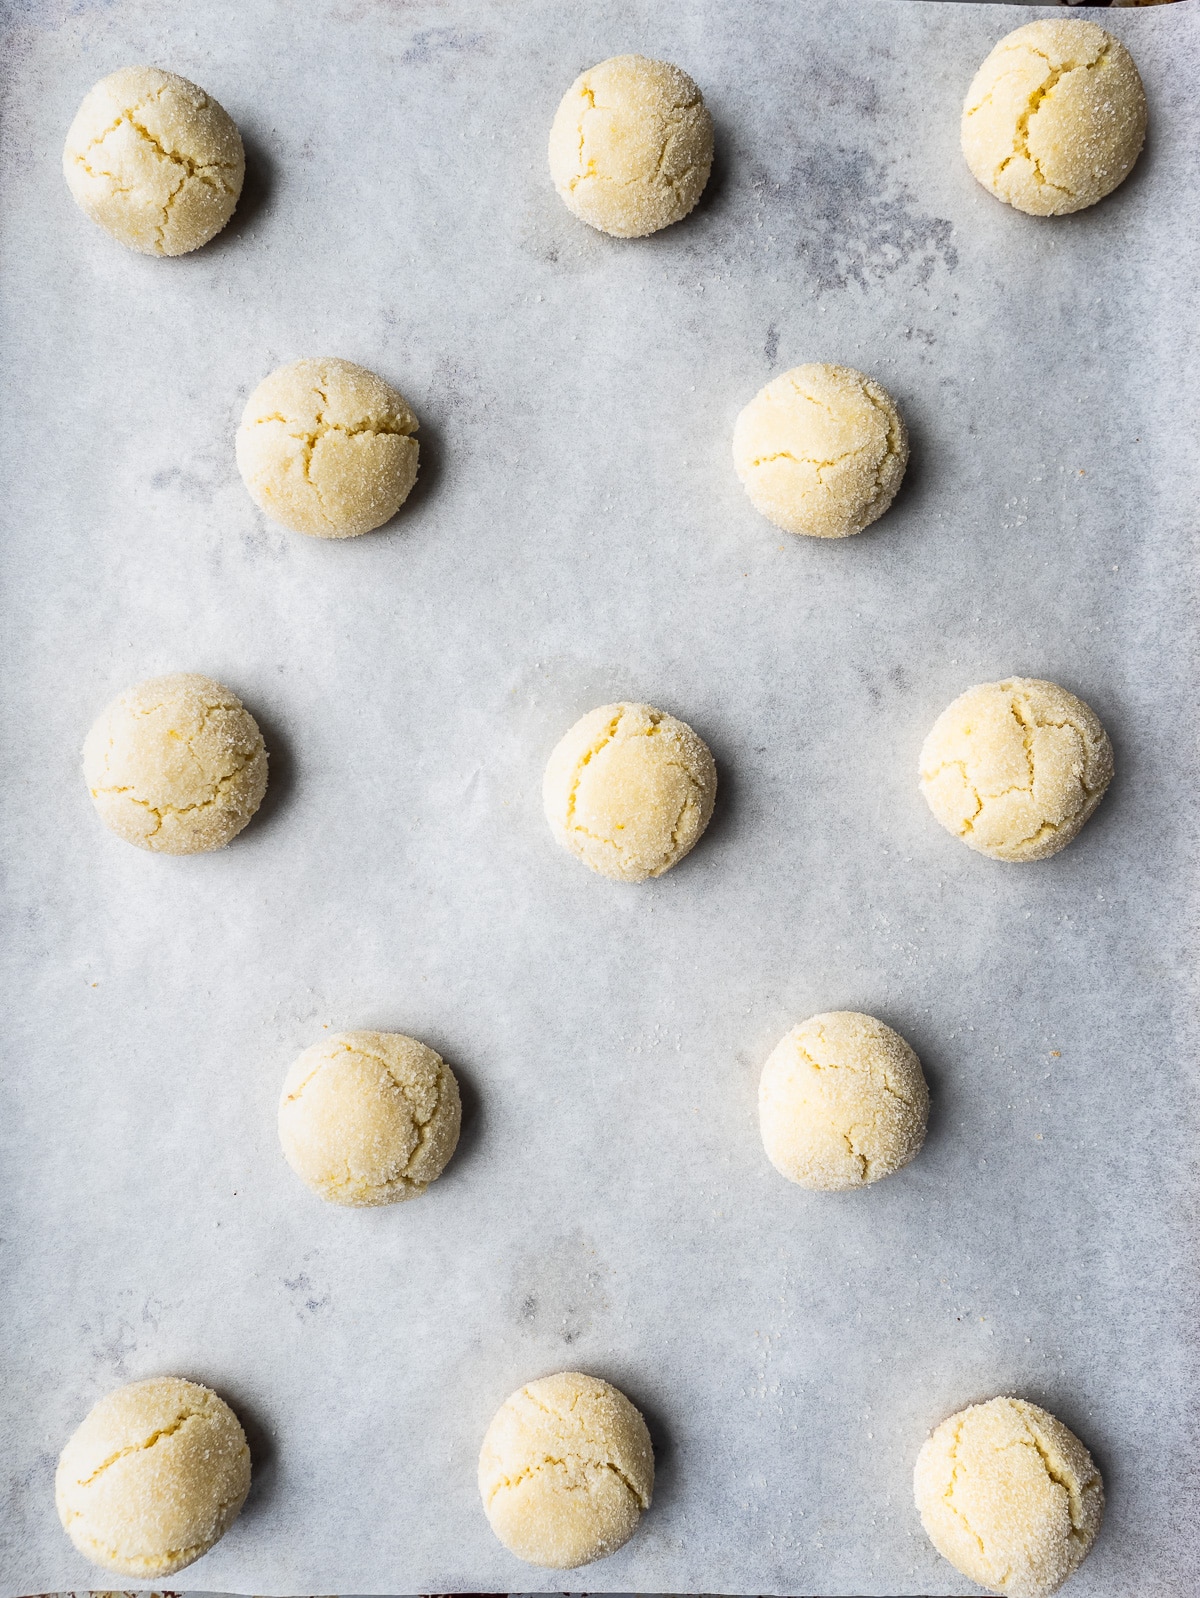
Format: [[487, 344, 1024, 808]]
[[479, 1372, 654, 1568], [919, 678, 1113, 862], [82, 673, 267, 854], [56, 1377, 250, 1577], [961, 21, 1146, 216], [549, 55, 713, 237], [543, 702, 716, 882], [63, 67, 244, 254]]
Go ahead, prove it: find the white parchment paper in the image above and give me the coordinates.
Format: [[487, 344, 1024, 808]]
[[2, 0, 1198, 1592]]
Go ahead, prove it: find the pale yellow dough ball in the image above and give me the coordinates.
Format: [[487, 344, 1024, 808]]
[[961, 20, 1146, 217], [82, 673, 267, 855], [759, 1011, 928, 1191], [278, 1030, 461, 1207], [56, 1377, 250, 1578], [63, 67, 244, 255], [548, 54, 713, 238], [732, 363, 908, 539], [479, 1371, 654, 1569], [543, 702, 716, 883], [914, 1396, 1104, 1598], [236, 358, 419, 538], [919, 678, 1113, 863]]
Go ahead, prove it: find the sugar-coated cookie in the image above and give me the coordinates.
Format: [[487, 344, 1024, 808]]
[[733, 364, 907, 539], [278, 1030, 461, 1206], [56, 1377, 250, 1577], [961, 21, 1146, 216], [237, 358, 419, 538], [919, 678, 1112, 862], [759, 1011, 928, 1190], [543, 702, 716, 882], [914, 1396, 1103, 1597], [479, 1371, 654, 1568], [549, 55, 713, 238], [82, 673, 267, 854], [63, 67, 244, 255]]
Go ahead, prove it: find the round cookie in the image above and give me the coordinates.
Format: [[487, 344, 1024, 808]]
[[919, 678, 1113, 863], [914, 1396, 1104, 1598], [56, 1377, 250, 1577], [479, 1371, 654, 1568], [236, 358, 419, 538], [759, 1011, 928, 1191], [732, 364, 908, 539], [543, 702, 716, 883], [63, 67, 244, 255], [548, 54, 713, 238], [82, 673, 267, 855], [961, 20, 1146, 217], [278, 1030, 461, 1207]]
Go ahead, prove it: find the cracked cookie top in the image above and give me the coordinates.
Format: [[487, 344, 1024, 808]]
[[62, 66, 244, 256], [82, 672, 268, 855], [919, 678, 1113, 863], [236, 356, 420, 538], [733, 363, 908, 539], [914, 1396, 1104, 1598], [961, 20, 1146, 218], [55, 1376, 250, 1579], [548, 54, 713, 238], [478, 1371, 654, 1569], [759, 1011, 929, 1192], [278, 1031, 462, 1207], [542, 701, 717, 883]]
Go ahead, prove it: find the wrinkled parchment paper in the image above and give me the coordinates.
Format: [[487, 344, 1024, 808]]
[[2, 0, 1198, 1592]]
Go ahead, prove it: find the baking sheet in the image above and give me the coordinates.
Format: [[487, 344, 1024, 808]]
[[1, 0, 1198, 1592]]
